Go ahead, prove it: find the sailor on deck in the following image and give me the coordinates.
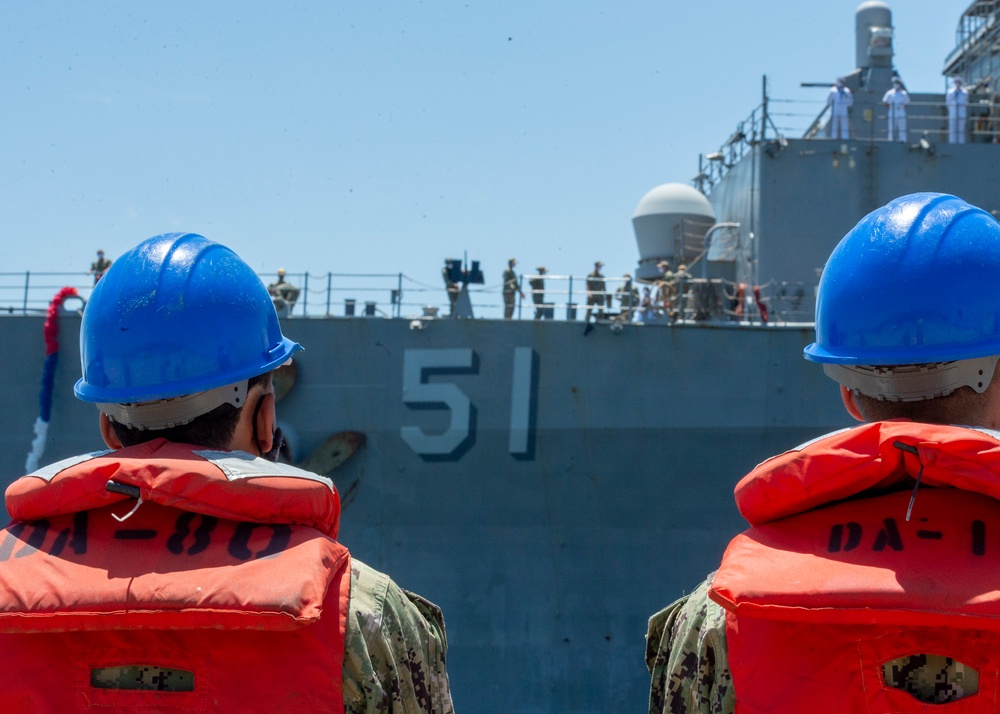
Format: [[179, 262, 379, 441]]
[[647, 193, 1000, 712], [947, 76, 969, 143], [882, 78, 910, 142], [529, 266, 547, 319], [616, 273, 639, 320], [89, 249, 112, 285], [442, 257, 460, 316], [827, 77, 853, 140], [585, 260, 609, 322], [502, 257, 524, 319]]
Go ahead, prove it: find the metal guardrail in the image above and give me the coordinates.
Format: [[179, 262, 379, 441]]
[[695, 93, 1000, 194], [0, 271, 411, 319], [0, 271, 812, 325], [0, 272, 93, 316]]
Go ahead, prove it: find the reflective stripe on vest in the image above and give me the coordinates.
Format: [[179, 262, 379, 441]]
[[7, 438, 341, 537], [710, 422, 1000, 713]]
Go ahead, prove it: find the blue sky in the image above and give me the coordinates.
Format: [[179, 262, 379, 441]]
[[0, 0, 973, 315]]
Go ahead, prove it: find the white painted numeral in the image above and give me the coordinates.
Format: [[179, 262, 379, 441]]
[[509, 347, 538, 456], [400, 349, 476, 458], [400, 347, 538, 460]]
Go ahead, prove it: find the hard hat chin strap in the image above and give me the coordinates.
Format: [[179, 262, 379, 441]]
[[99, 380, 249, 430], [825, 355, 1000, 402]]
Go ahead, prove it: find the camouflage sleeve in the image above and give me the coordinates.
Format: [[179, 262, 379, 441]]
[[646, 573, 734, 714], [343, 560, 455, 714], [884, 654, 979, 703]]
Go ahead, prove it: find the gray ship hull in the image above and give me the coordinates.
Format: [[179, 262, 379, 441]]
[[0, 313, 849, 711]]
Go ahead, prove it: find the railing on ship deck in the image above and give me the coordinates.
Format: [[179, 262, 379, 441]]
[[696, 93, 1000, 193], [0, 271, 812, 325]]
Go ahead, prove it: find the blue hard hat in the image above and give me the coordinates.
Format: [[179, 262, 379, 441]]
[[75, 233, 301, 404], [805, 193, 1000, 365]]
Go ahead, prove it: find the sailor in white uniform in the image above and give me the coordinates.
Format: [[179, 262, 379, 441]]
[[947, 76, 969, 144], [827, 78, 853, 140], [882, 78, 909, 142]]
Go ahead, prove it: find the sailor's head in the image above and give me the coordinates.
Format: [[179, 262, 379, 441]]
[[805, 193, 1000, 426], [97, 249, 104, 257], [595, 260, 604, 269], [953, 76, 964, 87], [836, 78, 846, 88], [536, 266, 547, 274], [509, 257, 517, 268], [277, 267, 286, 278], [892, 77, 902, 88], [75, 233, 301, 454]]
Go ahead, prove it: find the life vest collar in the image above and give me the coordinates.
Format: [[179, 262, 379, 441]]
[[6, 439, 340, 537], [736, 421, 1000, 526]]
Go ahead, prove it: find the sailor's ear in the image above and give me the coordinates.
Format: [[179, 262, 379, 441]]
[[99, 412, 123, 449], [253, 391, 276, 456], [840, 385, 865, 422]]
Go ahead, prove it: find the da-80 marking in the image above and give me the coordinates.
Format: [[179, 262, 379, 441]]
[[400, 347, 539, 461], [0, 511, 293, 562]]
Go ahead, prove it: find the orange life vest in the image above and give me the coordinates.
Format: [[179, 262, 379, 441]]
[[709, 421, 1000, 713], [0, 439, 351, 714]]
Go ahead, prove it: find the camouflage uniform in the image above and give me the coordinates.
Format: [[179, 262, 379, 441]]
[[646, 575, 733, 714], [585, 269, 609, 321], [646, 573, 977, 714], [268, 278, 296, 301], [90, 256, 112, 284], [528, 275, 545, 319], [345, 560, 454, 713], [502, 267, 520, 319]]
